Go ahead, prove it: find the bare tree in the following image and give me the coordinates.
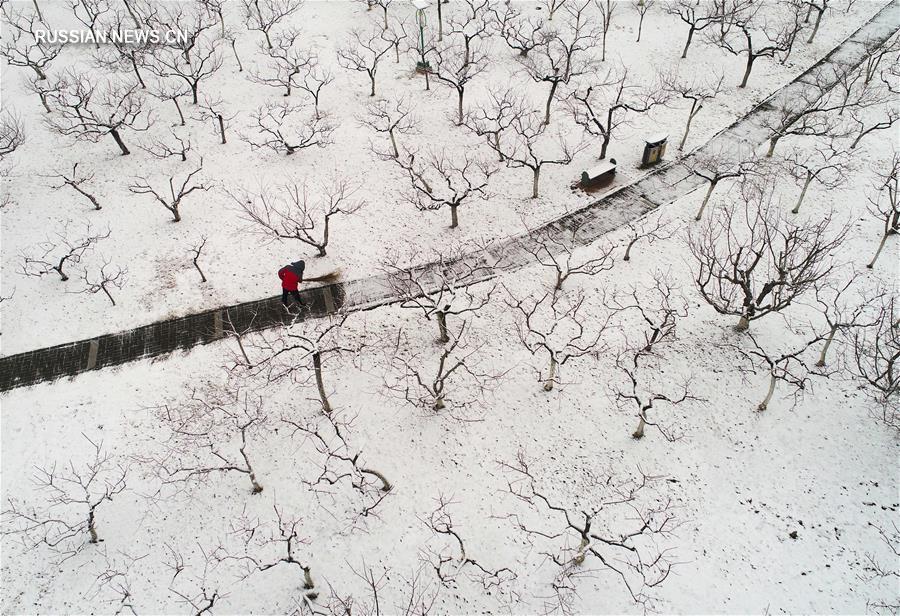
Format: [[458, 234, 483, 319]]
[[761, 75, 853, 157], [129, 162, 208, 223], [242, 101, 334, 155], [194, 94, 236, 145], [848, 101, 899, 150], [632, 0, 655, 42], [249, 29, 328, 101], [621, 211, 673, 262], [684, 142, 756, 220], [609, 273, 692, 439], [865, 153, 899, 269], [150, 79, 191, 127], [689, 180, 847, 331], [664, 0, 731, 59], [430, 40, 488, 125], [21, 220, 110, 281], [519, 0, 600, 125], [571, 66, 670, 160], [25, 73, 60, 114], [782, 139, 850, 213], [595, 0, 615, 62], [463, 86, 524, 163], [662, 70, 725, 150], [802, 0, 829, 43], [190, 235, 209, 283], [861, 522, 900, 612], [44, 71, 152, 156], [394, 148, 495, 229], [232, 176, 365, 256], [731, 325, 828, 411], [490, 3, 549, 58], [418, 495, 516, 591], [540, 0, 569, 22], [499, 452, 678, 609], [1, 111, 27, 160], [850, 294, 899, 414], [47, 163, 101, 209], [146, 383, 269, 494], [710, 1, 804, 88], [219, 503, 318, 602], [506, 288, 608, 391], [337, 26, 396, 97], [242, 314, 359, 414], [144, 9, 223, 104], [94, 10, 153, 88], [384, 248, 497, 343], [361, 95, 420, 159], [477, 106, 586, 198], [139, 130, 193, 162], [2, 434, 127, 562], [241, 0, 304, 49], [75, 258, 127, 306], [809, 276, 880, 367], [68, 0, 111, 48], [0, 4, 63, 80], [519, 220, 615, 294], [859, 34, 900, 86], [281, 409, 393, 521], [385, 321, 501, 416]]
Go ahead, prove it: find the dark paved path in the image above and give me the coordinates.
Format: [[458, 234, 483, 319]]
[[2, 0, 898, 392]]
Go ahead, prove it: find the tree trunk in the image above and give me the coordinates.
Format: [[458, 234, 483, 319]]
[[807, 9, 823, 43], [757, 373, 777, 411], [32, 64, 47, 80], [264, 29, 273, 49], [389, 129, 399, 158], [739, 55, 755, 88], [636, 13, 645, 42], [543, 356, 557, 391], [544, 80, 559, 125], [437, 311, 449, 343], [101, 284, 116, 306], [816, 325, 837, 367], [437, 0, 443, 41], [369, 73, 376, 97], [766, 135, 780, 157], [632, 415, 646, 439], [87, 506, 99, 543], [494, 133, 503, 162], [131, 56, 146, 88], [867, 232, 890, 268], [190, 82, 199, 104], [681, 26, 695, 59], [531, 166, 540, 199], [735, 313, 751, 331], [217, 114, 226, 144], [173, 97, 185, 126], [109, 129, 130, 155], [792, 173, 812, 214], [695, 179, 718, 221], [312, 351, 333, 413], [679, 103, 698, 150], [449, 204, 459, 229], [457, 89, 464, 125], [231, 38, 244, 72]]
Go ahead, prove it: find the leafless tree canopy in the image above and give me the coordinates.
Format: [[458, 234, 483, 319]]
[[232, 176, 365, 256], [689, 179, 848, 331]]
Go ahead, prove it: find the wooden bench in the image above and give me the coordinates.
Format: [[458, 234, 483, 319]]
[[580, 158, 617, 187]]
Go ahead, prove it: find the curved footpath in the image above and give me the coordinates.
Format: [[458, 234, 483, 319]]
[[2, 0, 898, 392]]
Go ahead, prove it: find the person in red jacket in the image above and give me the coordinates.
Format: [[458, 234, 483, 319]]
[[278, 260, 305, 307]]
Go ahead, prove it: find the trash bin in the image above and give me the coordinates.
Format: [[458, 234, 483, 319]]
[[642, 134, 667, 167]]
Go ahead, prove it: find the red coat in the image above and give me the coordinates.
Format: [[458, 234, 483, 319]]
[[278, 267, 300, 290]]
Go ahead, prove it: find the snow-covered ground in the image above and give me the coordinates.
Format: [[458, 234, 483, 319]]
[[0, 0, 889, 354], [2, 0, 899, 614]]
